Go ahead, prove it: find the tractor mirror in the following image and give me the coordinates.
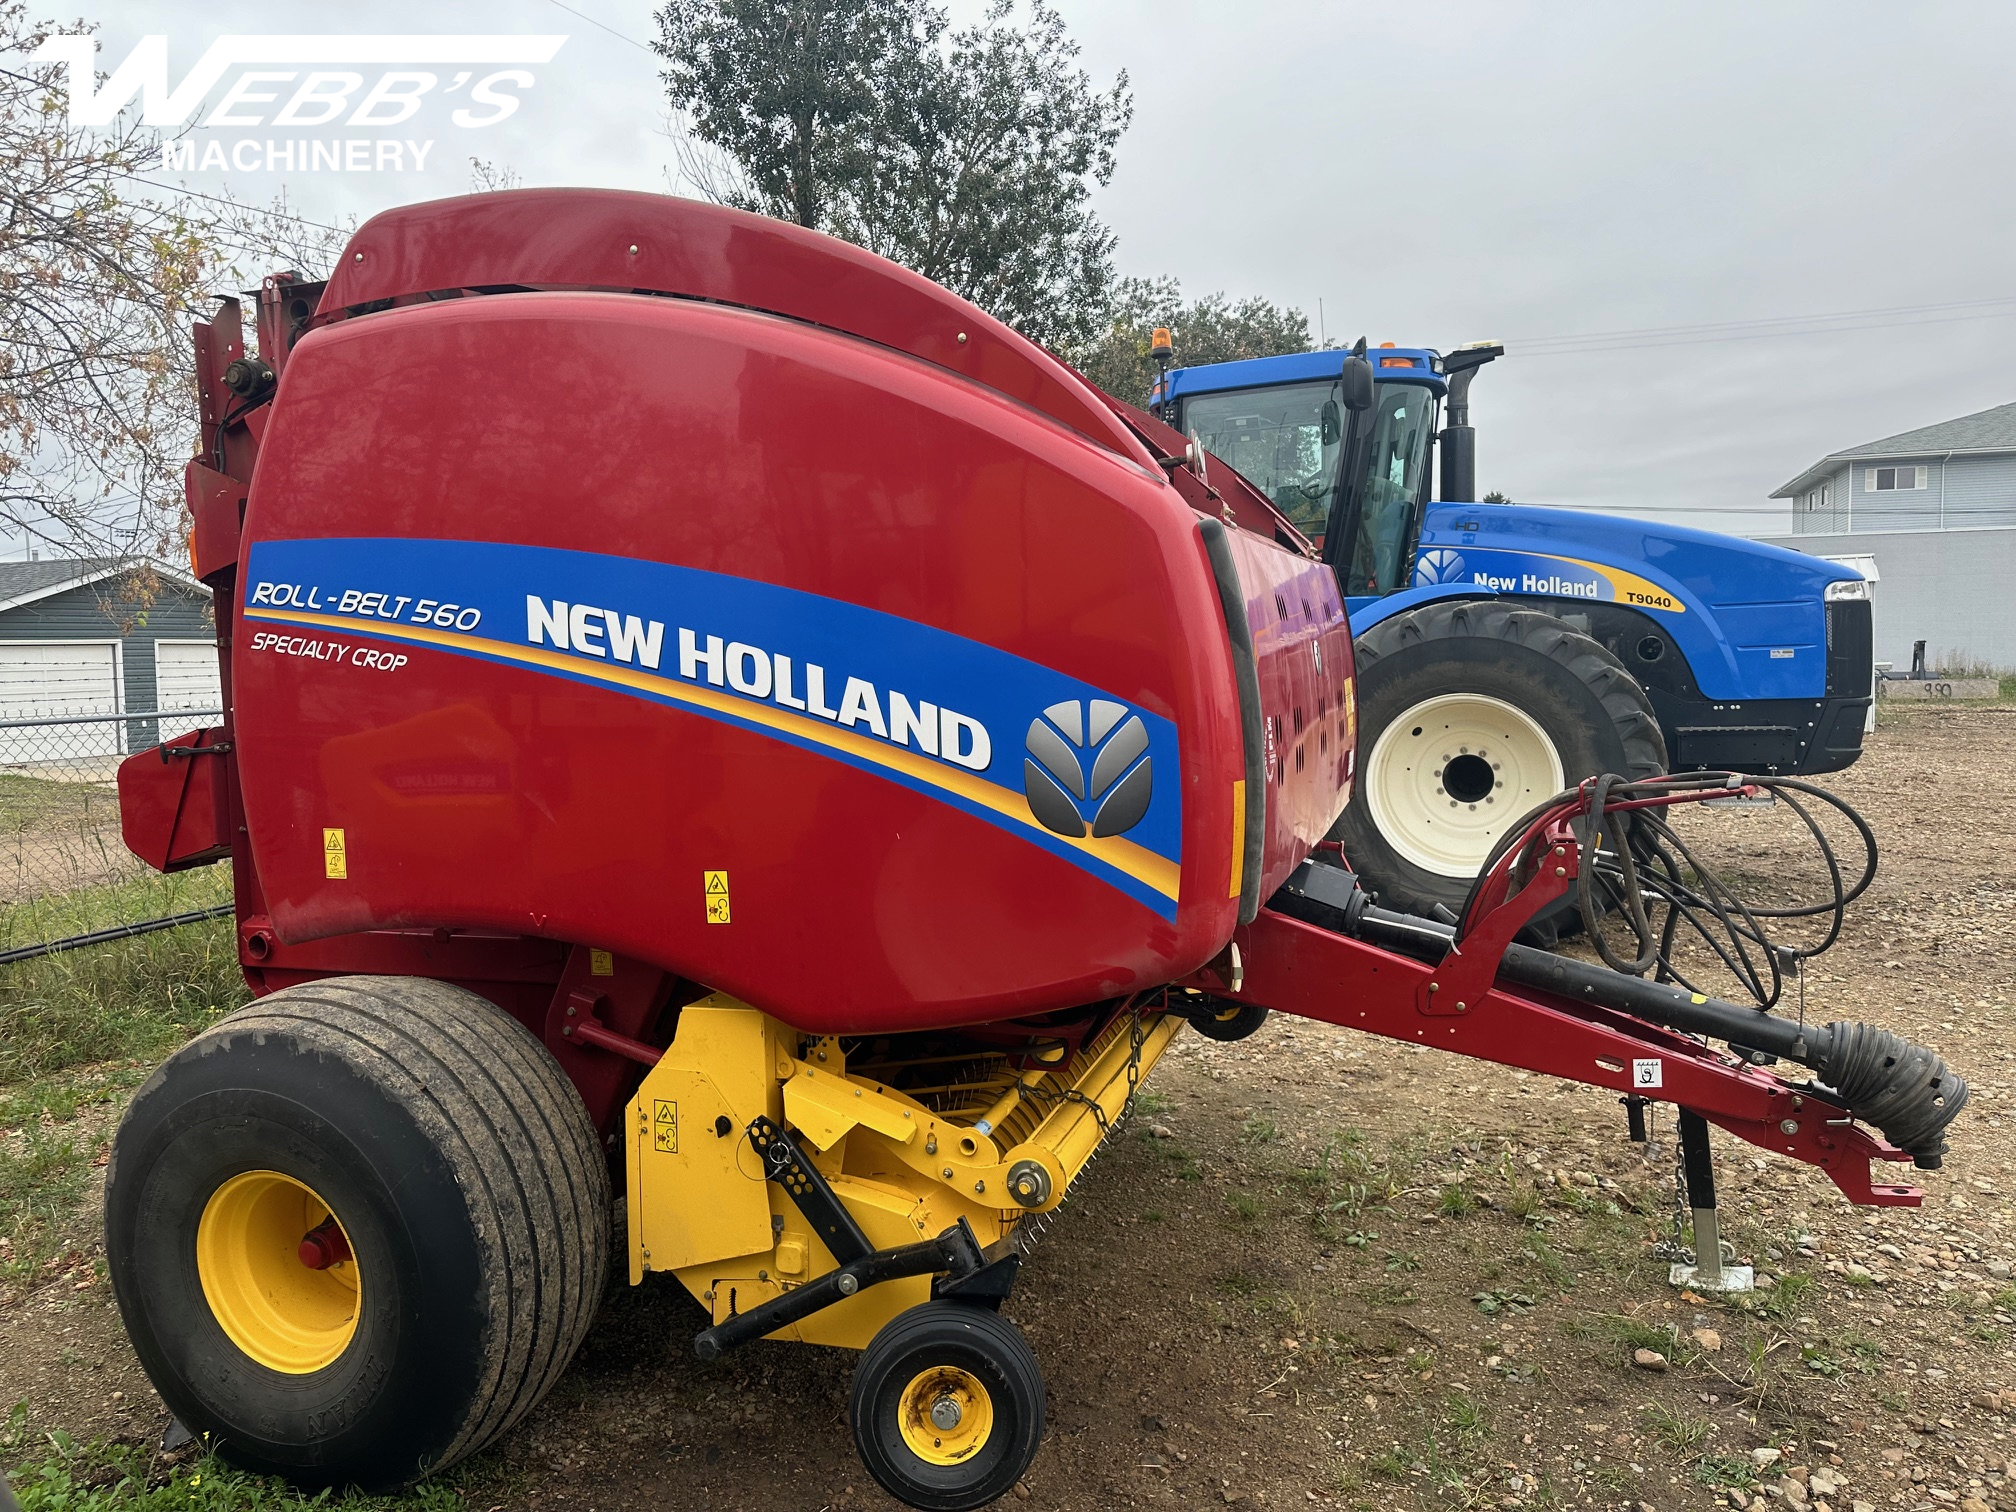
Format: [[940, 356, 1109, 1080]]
[[1320, 400, 1341, 446], [1340, 354, 1375, 412]]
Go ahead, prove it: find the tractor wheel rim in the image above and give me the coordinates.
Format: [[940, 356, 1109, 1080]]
[[897, 1365, 993, 1465], [196, 1170, 361, 1374], [1364, 693, 1565, 878]]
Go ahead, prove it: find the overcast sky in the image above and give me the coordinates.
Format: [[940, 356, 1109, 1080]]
[[62, 0, 2016, 536]]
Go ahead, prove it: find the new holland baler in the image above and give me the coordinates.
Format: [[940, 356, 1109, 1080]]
[[106, 189, 1965, 1512]]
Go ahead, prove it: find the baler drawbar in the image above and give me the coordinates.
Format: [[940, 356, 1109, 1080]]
[[102, 188, 1966, 1512]]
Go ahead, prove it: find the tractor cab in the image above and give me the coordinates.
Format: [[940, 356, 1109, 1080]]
[[1156, 346, 1447, 608]]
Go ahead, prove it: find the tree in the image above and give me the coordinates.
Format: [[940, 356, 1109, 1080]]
[[1071, 277, 1314, 407], [0, 3, 347, 559], [1482, 490, 1509, 504], [656, 0, 1130, 350]]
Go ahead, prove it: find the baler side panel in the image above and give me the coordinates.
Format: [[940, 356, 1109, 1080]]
[[234, 292, 1263, 1036], [1219, 530, 1355, 901]]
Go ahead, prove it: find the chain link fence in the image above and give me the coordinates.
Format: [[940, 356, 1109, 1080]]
[[0, 709, 232, 962]]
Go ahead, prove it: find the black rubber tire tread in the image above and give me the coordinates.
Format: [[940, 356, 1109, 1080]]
[[107, 975, 607, 1485], [1338, 599, 1667, 924], [851, 1301, 1046, 1512], [1184, 999, 1271, 1043]]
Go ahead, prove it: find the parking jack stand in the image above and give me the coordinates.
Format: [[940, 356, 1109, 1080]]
[[1668, 1109, 1755, 1294]]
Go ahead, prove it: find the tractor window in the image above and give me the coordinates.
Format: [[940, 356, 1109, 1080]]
[[1344, 384, 1438, 596], [1179, 380, 1341, 537]]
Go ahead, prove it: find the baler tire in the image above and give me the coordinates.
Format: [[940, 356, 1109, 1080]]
[[1339, 599, 1666, 936], [104, 975, 609, 1491], [851, 1301, 1045, 1511], [1183, 997, 1271, 1043]]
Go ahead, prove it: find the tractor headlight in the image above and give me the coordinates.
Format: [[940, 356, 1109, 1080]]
[[1823, 578, 1870, 602]]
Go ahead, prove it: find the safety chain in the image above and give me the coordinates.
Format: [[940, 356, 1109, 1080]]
[[1010, 996, 1152, 1134], [1642, 1102, 1696, 1265]]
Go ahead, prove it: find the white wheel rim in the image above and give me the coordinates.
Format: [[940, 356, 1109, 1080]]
[[1364, 693, 1565, 878]]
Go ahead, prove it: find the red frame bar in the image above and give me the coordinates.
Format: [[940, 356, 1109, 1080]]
[[1217, 908, 1919, 1207]]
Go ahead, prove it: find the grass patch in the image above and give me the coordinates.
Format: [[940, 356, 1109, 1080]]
[[1641, 1401, 1712, 1453], [6, 1431, 470, 1511], [1238, 1114, 1280, 1145], [1748, 1270, 1814, 1321], [1436, 1183, 1476, 1219], [1692, 1453, 1758, 1491], [1224, 1191, 1262, 1224], [0, 872, 243, 1089]]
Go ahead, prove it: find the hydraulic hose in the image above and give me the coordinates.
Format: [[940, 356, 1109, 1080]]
[[1335, 895, 1968, 1169]]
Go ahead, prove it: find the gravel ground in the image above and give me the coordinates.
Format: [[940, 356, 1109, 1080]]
[[3, 702, 2013, 1512]]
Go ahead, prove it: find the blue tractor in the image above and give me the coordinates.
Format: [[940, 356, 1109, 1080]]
[[1152, 341, 1875, 926]]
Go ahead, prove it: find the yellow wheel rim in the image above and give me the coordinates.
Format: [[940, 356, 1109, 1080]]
[[195, 1170, 361, 1374], [897, 1365, 994, 1465]]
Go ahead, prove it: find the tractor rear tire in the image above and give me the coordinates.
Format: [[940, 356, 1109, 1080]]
[[104, 976, 608, 1491], [1338, 599, 1666, 934]]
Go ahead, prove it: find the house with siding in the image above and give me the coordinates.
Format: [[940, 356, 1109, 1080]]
[[1761, 402, 2016, 670], [0, 559, 218, 765]]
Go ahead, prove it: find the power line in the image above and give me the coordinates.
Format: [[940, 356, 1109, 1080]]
[[1510, 296, 2016, 358], [542, 0, 657, 53], [117, 174, 351, 235]]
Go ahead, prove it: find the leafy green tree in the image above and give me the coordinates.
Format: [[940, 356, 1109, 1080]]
[[1071, 276, 1314, 406], [656, 0, 1130, 350]]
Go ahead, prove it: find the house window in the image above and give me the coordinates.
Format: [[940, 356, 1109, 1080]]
[[1866, 464, 1927, 491], [1802, 484, 1831, 512]]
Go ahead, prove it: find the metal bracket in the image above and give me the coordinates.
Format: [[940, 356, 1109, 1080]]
[[747, 1114, 871, 1265], [160, 739, 231, 762], [1418, 829, 1576, 1016]]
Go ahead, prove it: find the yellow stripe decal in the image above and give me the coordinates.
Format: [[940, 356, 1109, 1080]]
[[1227, 779, 1246, 899], [245, 606, 1181, 902]]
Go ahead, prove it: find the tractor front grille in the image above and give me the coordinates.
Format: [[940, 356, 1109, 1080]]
[[1825, 598, 1874, 698]]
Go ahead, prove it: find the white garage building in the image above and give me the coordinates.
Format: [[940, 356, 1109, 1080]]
[[0, 559, 219, 765]]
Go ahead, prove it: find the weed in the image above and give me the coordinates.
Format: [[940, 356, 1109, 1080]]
[[1641, 1402, 1712, 1453], [1404, 1349, 1435, 1374], [1750, 1271, 1814, 1321], [1224, 1191, 1261, 1224], [1518, 1236, 1573, 1291], [1132, 1090, 1174, 1116], [1840, 1334, 1884, 1373], [1693, 1453, 1758, 1490], [1366, 1446, 1410, 1482], [8, 1435, 469, 1510], [1471, 1288, 1535, 1316], [1441, 1390, 1489, 1446], [1214, 1270, 1259, 1297], [1364, 1280, 1418, 1307], [1598, 1314, 1676, 1359], [1140, 1208, 1164, 1223], [1342, 1230, 1377, 1249], [1800, 1346, 1841, 1378], [1437, 1183, 1477, 1218], [1383, 1250, 1422, 1273], [1239, 1114, 1280, 1145]]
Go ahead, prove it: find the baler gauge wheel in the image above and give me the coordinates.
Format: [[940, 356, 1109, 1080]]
[[1181, 993, 1271, 1043], [851, 1302, 1044, 1511]]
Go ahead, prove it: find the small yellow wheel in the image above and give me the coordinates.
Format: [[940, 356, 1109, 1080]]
[[852, 1302, 1043, 1511], [897, 1365, 995, 1465], [196, 1171, 360, 1374]]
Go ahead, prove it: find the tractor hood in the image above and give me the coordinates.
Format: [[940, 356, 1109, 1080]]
[[1415, 501, 1863, 702]]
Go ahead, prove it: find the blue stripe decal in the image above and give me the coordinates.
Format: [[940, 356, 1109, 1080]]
[[241, 537, 1184, 918]]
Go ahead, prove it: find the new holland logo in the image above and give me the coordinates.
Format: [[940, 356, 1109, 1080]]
[[1023, 700, 1153, 840], [1413, 547, 1468, 586]]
